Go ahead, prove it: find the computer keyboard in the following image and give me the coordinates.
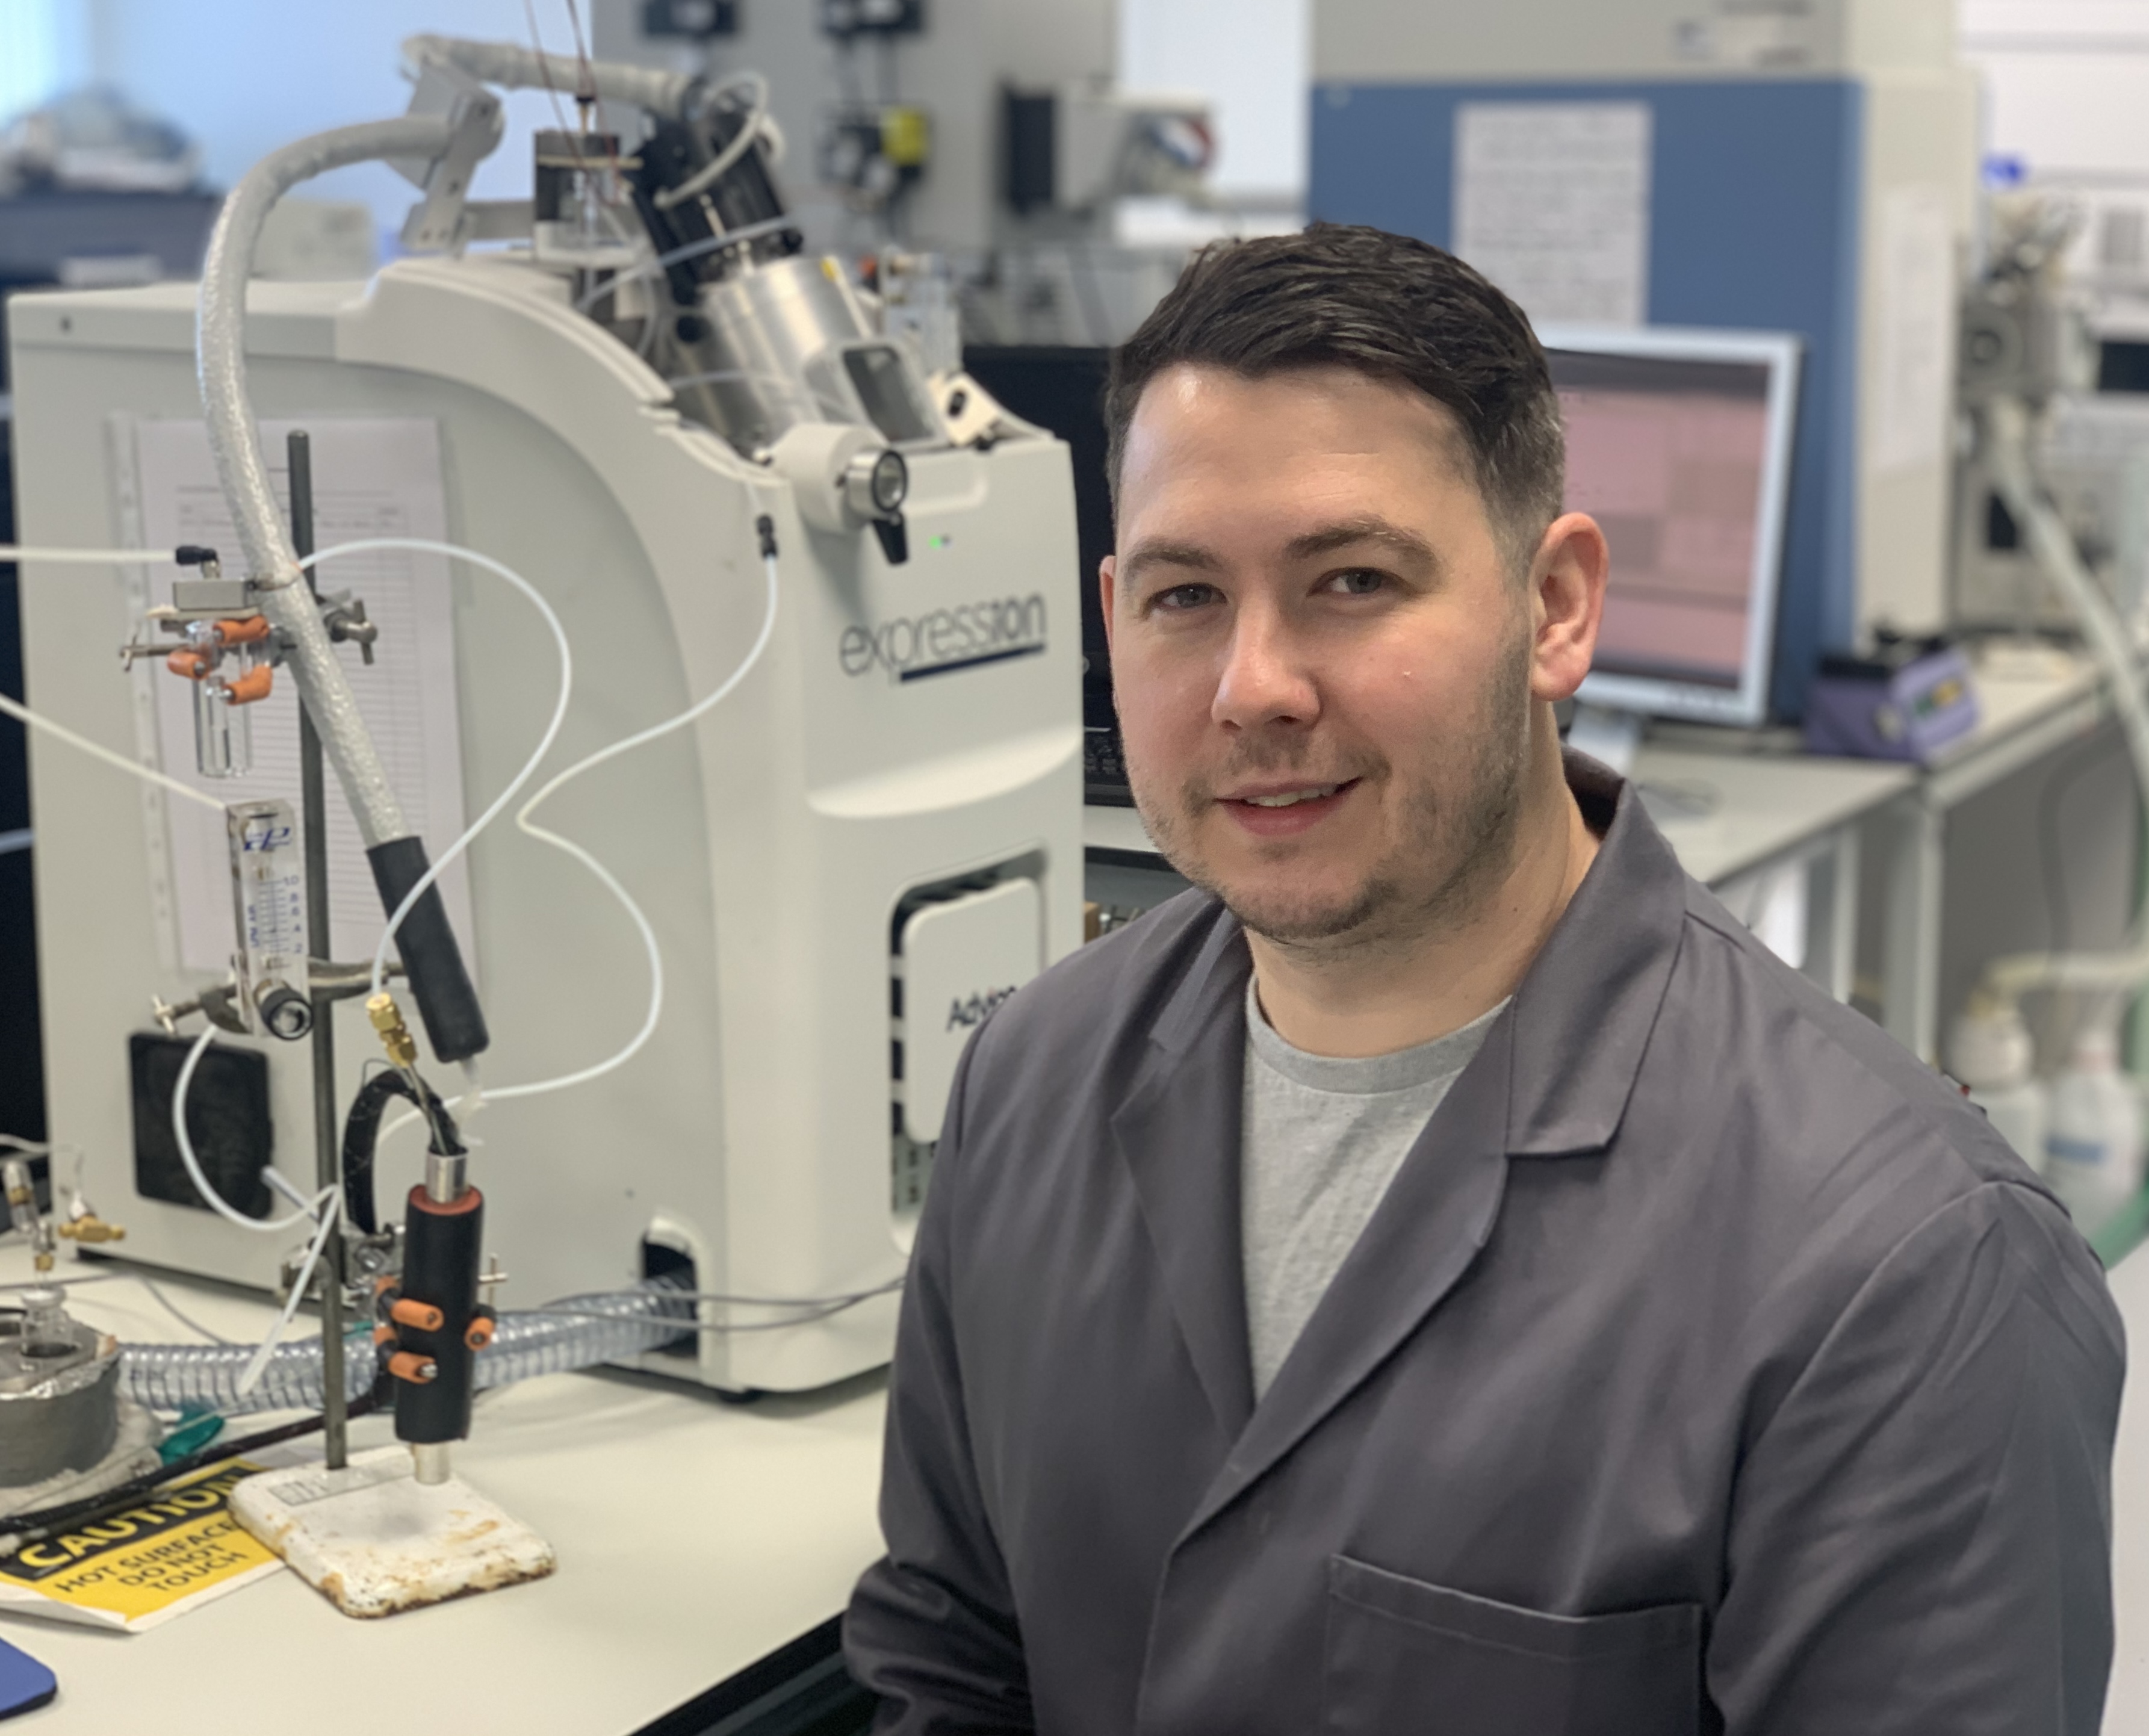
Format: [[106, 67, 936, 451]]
[[1083, 727, 1135, 805]]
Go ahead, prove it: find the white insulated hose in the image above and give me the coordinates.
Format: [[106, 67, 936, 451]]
[[402, 34, 698, 120], [1985, 395, 2149, 883], [194, 114, 461, 849]]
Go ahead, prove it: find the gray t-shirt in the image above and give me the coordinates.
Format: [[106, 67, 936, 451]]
[[1241, 982, 1506, 1399]]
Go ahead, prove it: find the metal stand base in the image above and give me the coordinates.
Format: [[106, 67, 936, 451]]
[[229, 1446, 554, 1619]]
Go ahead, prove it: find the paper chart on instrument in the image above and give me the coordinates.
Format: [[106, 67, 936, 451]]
[[128, 418, 474, 977], [1454, 102, 1652, 328], [1870, 183, 1955, 477]]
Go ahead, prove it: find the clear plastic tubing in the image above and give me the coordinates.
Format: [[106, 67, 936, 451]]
[[117, 1280, 693, 1416]]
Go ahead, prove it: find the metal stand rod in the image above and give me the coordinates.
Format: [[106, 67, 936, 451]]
[[289, 431, 349, 1471]]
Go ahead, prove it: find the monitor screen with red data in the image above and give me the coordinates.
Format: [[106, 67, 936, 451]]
[[1543, 332, 1799, 727]]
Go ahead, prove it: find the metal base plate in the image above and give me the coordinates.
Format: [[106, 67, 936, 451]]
[[0, 1397, 161, 1518], [229, 1445, 554, 1619]]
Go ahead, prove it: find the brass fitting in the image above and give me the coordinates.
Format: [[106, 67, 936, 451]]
[[56, 1214, 126, 1246], [367, 992, 419, 1069]]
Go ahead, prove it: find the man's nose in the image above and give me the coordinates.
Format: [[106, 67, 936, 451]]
[[1212, 605, 1319, 731]]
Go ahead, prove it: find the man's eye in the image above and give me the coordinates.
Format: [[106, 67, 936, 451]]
[[1326, 569, 1387, 597], [1153, 582, 1220, 612]]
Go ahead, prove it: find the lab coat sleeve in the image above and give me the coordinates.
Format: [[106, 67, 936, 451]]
[[845, 1033, 1034, 1733], [1707, 1179, 2126, 1735]]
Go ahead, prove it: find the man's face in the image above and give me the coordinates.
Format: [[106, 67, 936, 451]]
[[1102, 364, 1547, 949]]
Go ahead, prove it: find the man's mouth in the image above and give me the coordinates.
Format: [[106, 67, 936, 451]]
[[1239, 784, 1342, 808], [1212, 777, 1363, 835], [1221, 777, 1360, 806]]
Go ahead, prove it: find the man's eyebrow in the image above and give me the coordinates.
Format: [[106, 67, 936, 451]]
[[1282, 517, 1436, 565], [1119, 519, 1436, 581], [1118, 541, 1226, 583]]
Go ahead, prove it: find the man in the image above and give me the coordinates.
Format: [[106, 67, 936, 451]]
[[845, 225, 2124, 1733]]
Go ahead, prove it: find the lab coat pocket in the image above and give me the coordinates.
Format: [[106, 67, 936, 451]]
[[1321, 1555, 1702, 1735]]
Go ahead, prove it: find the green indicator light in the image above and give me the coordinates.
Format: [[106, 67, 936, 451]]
[[928, 534, 952, 550]]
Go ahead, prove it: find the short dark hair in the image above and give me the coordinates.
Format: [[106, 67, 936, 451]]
[[1105, 224, 1565, 570]]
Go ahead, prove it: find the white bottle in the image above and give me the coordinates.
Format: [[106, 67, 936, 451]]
[[1946, 997, 2048, 1173], [2044, 1025, 2144, 1234]]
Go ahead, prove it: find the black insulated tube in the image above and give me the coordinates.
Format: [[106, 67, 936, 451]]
[[340, 1070, 460, 1236], [366, 836, 489, 1062], [394, 1185, 483, 1446]]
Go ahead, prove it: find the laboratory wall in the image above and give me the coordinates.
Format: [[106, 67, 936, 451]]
[[1120, 0, 1306, 198], [1964, 0, 2149, 181]]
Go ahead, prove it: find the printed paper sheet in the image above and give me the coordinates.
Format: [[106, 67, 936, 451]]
[[126, 418, 473, 975], [1870, 184, 1956, 477], [1455, 103, 1653, 327]]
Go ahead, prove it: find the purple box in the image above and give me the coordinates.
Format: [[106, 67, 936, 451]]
[[1802, 640, 1980, 764]]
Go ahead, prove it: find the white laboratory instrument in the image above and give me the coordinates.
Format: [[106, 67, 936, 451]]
[[7, 37, 1085, 1397]]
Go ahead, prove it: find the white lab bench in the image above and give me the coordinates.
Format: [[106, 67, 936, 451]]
[[1647, 648, 2141, 1039], [0, 1247, 888, 1734], [1874, 650, 2144, 1062]]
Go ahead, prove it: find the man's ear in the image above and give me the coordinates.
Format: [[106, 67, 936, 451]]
[[1528, 513, 1607, 704], [1100, 554, 1119, 658]]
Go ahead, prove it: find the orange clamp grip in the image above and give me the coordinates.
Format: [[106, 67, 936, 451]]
[[465, 1315, 496, 1351], [216, 615, 273, 645], [389, 1298, 445, 1333], [165, 648, 211, 680], [223, 665, 273, 704], [387, 1350, 438, 1384]]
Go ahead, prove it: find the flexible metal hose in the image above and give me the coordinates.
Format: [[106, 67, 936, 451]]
[[118, 1280, 695, 1416]]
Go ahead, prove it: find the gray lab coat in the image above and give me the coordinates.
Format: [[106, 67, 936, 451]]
[[846, 758, 2126, 1734]]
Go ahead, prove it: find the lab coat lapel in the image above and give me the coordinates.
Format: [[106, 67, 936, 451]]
[[1109, 912, 1257, 1440], [1184, 1017, 1515, 1538], [1180, 760, 1690, 1536]]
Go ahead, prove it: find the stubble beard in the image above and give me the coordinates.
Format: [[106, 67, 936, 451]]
[[1130, 629, 1536, 955]]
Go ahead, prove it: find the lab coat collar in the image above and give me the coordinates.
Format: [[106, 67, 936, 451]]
[[1111, 917, 1259, 1437], [1116, 750, 1688, 1516], [1504, 749, 1687, 1158]]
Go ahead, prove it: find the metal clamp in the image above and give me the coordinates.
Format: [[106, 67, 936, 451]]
[[318, 591, 379, 665]]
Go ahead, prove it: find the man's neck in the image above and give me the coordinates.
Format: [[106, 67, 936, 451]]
[[1248, 749, 1601, 1059]]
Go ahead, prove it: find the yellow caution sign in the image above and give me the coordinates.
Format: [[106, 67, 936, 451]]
[[0, 1461, 284, 1632]]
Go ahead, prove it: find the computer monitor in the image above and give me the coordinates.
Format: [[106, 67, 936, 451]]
[[1540, 325, 1802, 731], [958, 346, 1115, 719], [958, 345, 1129, 802]]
